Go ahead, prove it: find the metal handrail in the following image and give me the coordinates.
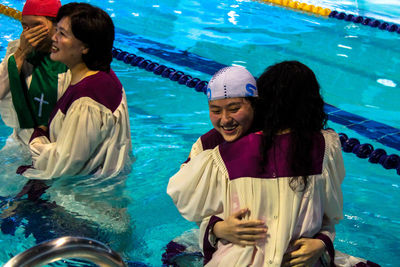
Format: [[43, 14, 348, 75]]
[[4, 236, 127, 267]]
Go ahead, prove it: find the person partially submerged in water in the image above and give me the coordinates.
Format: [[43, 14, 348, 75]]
[[168, 62, 345, 266], [17, 2, 131, 179]]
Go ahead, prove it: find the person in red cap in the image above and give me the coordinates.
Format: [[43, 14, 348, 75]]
[[0, 0, 70, 150]]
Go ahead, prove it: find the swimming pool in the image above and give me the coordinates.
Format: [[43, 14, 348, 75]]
[[0, 0, 399, 266]]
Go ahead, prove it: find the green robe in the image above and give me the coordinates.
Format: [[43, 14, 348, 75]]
[[8, 51, 67, 128]]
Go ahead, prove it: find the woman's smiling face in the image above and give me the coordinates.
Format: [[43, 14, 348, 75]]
[[209, 97, 254, 142], [50, 16, 88, 68]]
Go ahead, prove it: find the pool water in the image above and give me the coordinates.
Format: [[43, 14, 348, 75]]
[[0, 0, 399, 266]]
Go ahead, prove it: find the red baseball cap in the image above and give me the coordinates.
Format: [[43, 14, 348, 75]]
[[22, 0, 61, 17]]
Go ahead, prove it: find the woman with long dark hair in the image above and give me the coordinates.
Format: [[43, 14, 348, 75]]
[[257, 60, 328, 192], [168, 61, 345, 266]]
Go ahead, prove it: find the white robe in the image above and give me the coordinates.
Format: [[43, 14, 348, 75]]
[[22, 70, 132, 180], [176, 128, 377, 266], [168, 130, 345, 266]]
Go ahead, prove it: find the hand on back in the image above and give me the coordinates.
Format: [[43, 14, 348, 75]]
[[282, 238, 325, 267], [213, 208, 268, 247]]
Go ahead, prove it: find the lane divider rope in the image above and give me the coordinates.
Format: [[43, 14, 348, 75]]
[[0, 4, 22, 20], [258, 0, 400, 34], [329, 11, 400, 33], [2, 1, 398, 34], [2, 4, 399, 175], [339, 133, 400, 175], [112, 48, 209, 94], [260, 0, 331, 16]]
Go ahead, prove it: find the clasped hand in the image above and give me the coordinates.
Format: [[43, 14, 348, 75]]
[[212, 209, 326, 266]]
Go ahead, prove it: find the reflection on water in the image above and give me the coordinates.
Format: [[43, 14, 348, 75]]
[[0, 140, 134, 262]]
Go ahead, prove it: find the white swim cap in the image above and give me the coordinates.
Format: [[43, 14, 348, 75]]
[[206, 66, 258, 101]]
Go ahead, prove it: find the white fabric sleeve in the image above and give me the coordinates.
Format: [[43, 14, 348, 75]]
[[180, 137, 203, 168], [320, 130, 345, 240], [189, 137, 204, 159], [199, 213, 224, 250], [25, 98, 114, 179], [0, 40, 18, 100], [0, 40, 20, 128], [167, 149, 225, 223]]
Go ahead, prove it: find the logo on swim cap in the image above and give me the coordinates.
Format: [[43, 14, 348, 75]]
[[207, 87, 212, 100], [245, 83, 257, 97]]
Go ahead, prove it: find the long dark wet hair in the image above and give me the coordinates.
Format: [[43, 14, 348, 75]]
[[256, 61, 327, 190]]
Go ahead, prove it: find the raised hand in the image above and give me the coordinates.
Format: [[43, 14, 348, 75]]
[[19, 25, 50, 55], [13, 25, 49, 72]]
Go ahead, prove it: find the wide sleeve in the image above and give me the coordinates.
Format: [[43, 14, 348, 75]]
[[189, 137, 204, 159], [167, 149, 226, 223], [180, 137, 203, 168], [315, 130, 345, 263], [23, 99, 114, 179], [0, 40, 20, 127]]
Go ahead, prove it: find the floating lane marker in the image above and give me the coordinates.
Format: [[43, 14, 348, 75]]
[[0, 4, 22, 20], [256, 0, 400, 34], [329, 11, 400, 34], [259, 0, 331, 16]]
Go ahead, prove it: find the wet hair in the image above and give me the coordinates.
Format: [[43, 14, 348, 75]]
[[56, 2, 114, 71], [256, 61, 327, 190], [246, 97, 262, 133], [46, 16, 57, 24]]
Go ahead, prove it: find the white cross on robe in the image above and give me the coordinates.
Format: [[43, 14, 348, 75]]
[[33, 93, 49, 117]]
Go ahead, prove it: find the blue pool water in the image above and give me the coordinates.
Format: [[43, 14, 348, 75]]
[[0, 0, 399, 266]]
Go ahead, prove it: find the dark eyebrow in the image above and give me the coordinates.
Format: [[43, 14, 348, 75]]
[[57, 25, 66, 32], [209, 101, 242, 109], [209, 104, 222, 109], [226, 102, 242, 107]]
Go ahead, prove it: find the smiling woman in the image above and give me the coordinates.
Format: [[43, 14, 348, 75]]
[[18, 2, 132, 180], [50, 16, 89, 77], [51, 2, 114, 82], [209, 98, 254, 142], [168, 61, 347, 266], [208, 66, 257, 142]]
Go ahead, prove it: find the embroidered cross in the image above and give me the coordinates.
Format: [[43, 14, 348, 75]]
[[34, 93, 49, 117]]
